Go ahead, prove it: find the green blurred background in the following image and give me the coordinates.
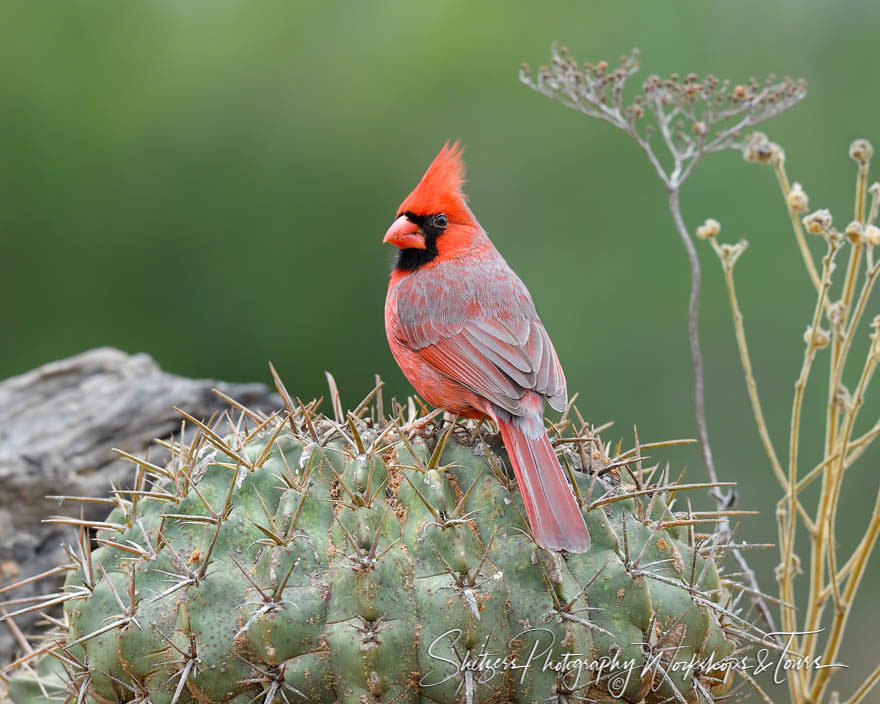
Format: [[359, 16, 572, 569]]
[[2, 0, 879, 693]]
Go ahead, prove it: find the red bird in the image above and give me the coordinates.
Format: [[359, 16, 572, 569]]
[[382, 142, 591, 553]]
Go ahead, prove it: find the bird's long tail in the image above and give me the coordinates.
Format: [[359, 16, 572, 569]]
[[496, 414, 591, 553]]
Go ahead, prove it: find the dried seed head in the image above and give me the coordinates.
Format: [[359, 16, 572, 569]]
[[804, 325, 830, 349], [863, 225, 880, 246], [787, 182, 809, 214], [523, 46, 806, 197], [845, 221, 864, 244], [718, 242, 747, 261], [870, 182, 880, 200], [696, 218, 721, 239], [803, 209, 833, 235], [849, 139, 874, 165], [626, 103, 644, 120], [743, 132, 776, 164]]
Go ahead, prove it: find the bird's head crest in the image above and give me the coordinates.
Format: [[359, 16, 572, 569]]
[[397, 141, 469, 221]]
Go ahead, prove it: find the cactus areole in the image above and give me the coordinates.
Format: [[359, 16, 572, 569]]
[[7, 389, 745, 704]]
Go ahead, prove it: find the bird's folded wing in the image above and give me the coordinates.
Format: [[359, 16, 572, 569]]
[[400, 315, 567, 416]]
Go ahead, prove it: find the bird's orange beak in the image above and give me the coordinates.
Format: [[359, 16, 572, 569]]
[[383, 215, 426, 250]]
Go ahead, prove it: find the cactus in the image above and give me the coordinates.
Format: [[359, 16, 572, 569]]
[[3, 377, 753, 704]]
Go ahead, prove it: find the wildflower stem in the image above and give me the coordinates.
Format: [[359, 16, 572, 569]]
[[773, 160, 824, 295], [711, 240, 787, 491], [830, 259, 880, 436], [781, 236, 838, 683], [820, 338, 878, 628], [826, 235, 863, 443], [856, 157, 870, 224]]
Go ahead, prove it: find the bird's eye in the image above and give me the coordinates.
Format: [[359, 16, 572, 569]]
[[433, 213, 448, 229]]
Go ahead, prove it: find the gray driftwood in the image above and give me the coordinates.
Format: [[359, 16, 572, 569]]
[[0, 348, 279, 667]]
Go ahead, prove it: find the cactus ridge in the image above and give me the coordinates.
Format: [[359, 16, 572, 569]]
[[4, 377, 756, 704]]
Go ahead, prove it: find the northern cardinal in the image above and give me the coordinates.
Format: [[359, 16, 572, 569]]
[[382, 142, 591, 553]]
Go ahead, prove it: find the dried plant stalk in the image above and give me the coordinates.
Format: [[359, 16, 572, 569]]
[[706, 135, 880, 704]]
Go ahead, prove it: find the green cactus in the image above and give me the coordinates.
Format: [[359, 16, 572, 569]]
[[4, 381, 751, 703]]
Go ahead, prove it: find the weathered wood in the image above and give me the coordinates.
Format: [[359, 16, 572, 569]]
[[0, 347, 279, 666]]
